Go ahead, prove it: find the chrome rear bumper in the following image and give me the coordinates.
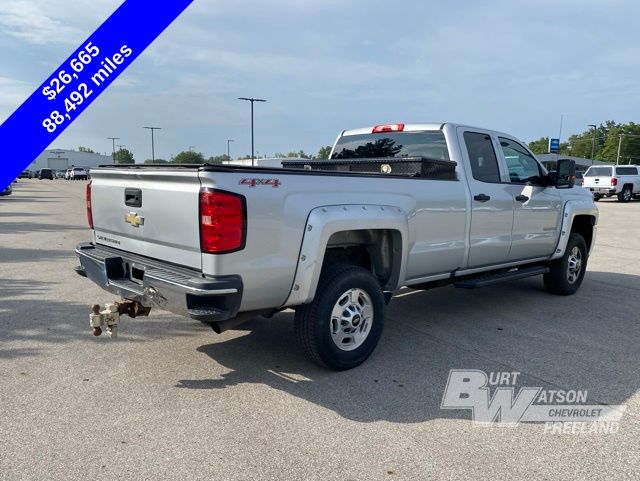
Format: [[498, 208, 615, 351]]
[[75, 242, 243, 322]]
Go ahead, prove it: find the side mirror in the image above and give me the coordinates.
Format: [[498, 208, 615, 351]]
[[551, 159, 575, 188]]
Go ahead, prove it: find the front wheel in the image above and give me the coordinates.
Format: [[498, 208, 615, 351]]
[[294, 264, 385, 370], [544, 233, 588, 295]]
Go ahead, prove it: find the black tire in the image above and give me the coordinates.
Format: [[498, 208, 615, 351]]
[[294, 263, 385, 370], [617, 186, 633, 203], [544, 233, 588, 295], [593, 194, 602, 201]]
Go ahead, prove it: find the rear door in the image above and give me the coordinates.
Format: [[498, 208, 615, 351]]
[[614, 166, 640, 192], [90, 168, 203, 269], [458, 128, 515, 268], [496, 137, 562, 260]]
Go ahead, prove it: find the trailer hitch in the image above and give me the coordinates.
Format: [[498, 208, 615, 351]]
[[89, 300, 151, 337]]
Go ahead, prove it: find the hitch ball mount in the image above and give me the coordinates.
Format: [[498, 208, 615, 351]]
[[89, 300, 151, 338]]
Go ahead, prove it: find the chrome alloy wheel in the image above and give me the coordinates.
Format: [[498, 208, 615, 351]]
[[330, 288, 374, 351], [566, 246, 583, 284]]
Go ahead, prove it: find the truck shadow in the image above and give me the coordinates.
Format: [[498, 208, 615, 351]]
[[0, 222, 84, 235], [0, 277, 205, 358], [178, 270, 640, 424]]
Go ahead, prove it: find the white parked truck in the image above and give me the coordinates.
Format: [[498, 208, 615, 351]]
[[583, 164, 640, 202], [76, 122, 598, 370]]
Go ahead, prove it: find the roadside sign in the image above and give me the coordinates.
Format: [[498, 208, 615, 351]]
[[549, 138, 560, 153]]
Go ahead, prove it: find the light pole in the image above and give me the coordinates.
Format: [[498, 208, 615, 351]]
[[107, 137, 119, 161], [615, 133, 640, 165], [616, 134, 623, 165], [143, 126, 161, 162], [227, 139, 234, 160], [587, 124, 596, 166], [238, 97, 267, 166]]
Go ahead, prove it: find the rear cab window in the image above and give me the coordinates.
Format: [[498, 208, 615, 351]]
[[585, 167, 613, 177], [331, 131, 450, 160], [615, 166, 638, 175]]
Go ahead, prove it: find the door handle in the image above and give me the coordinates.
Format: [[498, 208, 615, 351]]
[[473, 194, 491, 202], [515, 195, 529, 202]]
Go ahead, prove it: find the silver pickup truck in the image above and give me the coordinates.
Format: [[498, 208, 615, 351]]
[[76, 122, 598, 370]]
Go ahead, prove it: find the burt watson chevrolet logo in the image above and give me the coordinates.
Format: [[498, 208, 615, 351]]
[[441, 370, 626, 432]]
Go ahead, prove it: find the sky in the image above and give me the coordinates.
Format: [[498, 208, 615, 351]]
[[1, 0, 639, 161]]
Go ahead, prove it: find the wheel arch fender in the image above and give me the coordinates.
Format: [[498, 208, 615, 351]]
[[283, 204, 409, 306], [550, 200, 598, 260]]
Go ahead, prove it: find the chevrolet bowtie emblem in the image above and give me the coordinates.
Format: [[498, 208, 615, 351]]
[[125, 212, 144, 227]]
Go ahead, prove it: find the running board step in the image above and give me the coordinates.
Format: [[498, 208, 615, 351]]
[[454, 266, 549, 289]]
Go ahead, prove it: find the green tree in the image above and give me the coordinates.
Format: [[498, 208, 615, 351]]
[[275, 150, 311, 159], [207, 154, 230, 164], [530, 120, 640, 163], [78, 146, 95, 153], [317, 146, 332, 159], [173, 150, 205, 164], [114, 148, 135, 164], [599, 122, 640, 164], [528, 137, 549, 155], [291, 150, 311, 159], [566, 121, 618, 161]]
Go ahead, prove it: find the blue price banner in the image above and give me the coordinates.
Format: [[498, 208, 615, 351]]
[[0, 0, 193, 189]]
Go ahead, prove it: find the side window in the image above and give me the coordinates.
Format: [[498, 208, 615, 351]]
[[463, 132, 501, 183], [615, 167, 638, 175], [499, 137, 543, 184]]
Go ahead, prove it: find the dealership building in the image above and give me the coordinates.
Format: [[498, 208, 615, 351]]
[[27, 149, 114, 172]]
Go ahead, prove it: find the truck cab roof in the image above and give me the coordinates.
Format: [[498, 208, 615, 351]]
[[341, 122, 515, 138]]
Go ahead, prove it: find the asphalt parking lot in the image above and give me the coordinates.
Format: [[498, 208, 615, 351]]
[[1, 179, 638, 481]]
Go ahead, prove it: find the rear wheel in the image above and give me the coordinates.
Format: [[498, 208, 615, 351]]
[[593, 194, 602, 201], [618, 186, 633, 202], [294, 264, 385, 370], [544, 233, 588, 295]]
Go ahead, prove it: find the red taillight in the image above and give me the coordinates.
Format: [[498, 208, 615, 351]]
[[199, 189, 246, 254], [86, 181, 93, 229], [372, 123, 405, 133], [611, 177, 618, 186]]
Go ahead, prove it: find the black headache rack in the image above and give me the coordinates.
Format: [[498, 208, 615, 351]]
[[96, 158, 458, 180], [281, 156, 457, 180]]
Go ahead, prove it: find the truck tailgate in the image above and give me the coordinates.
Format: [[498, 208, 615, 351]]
[[90, 168, 202, 269]]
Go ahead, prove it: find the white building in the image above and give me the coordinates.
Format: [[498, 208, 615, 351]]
[[28, 149, 114, 172]]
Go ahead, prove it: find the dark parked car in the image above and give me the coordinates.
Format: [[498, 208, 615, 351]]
[[39, 168, 54, 180], [1, 184, 12, 196]]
